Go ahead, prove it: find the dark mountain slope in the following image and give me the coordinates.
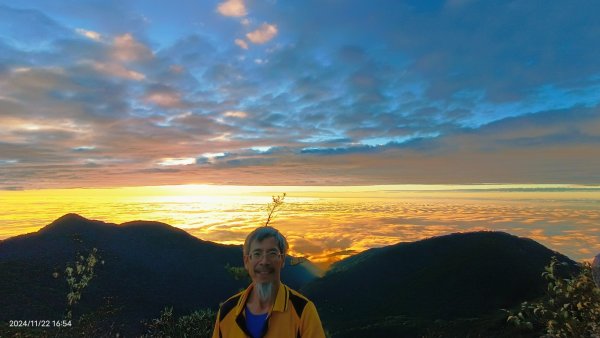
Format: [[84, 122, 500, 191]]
[[0, 214, 318, 334], [302, 231, 576, 337]]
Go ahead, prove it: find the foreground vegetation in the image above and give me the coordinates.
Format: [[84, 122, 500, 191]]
[[4, 253, 599, 337], [507, 257, 600, 337]]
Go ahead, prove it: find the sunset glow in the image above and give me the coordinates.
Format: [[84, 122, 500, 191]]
[[2, 184, 599, 269]]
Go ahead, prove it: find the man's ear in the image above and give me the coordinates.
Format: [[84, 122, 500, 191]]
[[281, 254, 286, 268], [243, 254, 250, 270]]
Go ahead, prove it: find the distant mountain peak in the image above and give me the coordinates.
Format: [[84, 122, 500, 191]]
[[38, 213, 109, 234], [55, 213, 89, 223], [33, 214, 198, 243]]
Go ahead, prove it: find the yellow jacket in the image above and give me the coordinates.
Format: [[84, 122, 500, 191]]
[[212, 283, 326, 338]]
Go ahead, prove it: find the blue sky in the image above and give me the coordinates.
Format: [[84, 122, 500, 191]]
[[0, 0, 599, 189]]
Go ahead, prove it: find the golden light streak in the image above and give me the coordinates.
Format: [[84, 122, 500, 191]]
[[1, 184, 599, 269]]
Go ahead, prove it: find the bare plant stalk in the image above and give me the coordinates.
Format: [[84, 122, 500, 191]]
[[264, 193, 286, 227]]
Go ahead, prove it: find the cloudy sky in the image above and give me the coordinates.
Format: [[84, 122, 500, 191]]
[[1, 0, 599, 190]]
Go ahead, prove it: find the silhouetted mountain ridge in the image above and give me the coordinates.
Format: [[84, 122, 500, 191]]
[[1, 214, 579, 337], [302, 231, 576, 337], [37, 213, 110, 234], [0, 214, 318, 334]]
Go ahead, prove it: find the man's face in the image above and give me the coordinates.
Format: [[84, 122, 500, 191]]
[[244, 236, 285, 285]]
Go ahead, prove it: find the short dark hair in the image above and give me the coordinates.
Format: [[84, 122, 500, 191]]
[[243, 226, 289, 255]]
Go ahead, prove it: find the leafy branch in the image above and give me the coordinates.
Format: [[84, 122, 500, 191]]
[[64, 247, 101, 320], [506, 256, 600, 337]]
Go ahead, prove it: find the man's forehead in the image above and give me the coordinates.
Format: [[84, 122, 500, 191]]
[[249, 236, 279, 250]]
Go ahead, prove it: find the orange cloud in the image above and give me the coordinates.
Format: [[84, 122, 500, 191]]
[[217, 0, 247, 17], [145, 91, 182, 108], [235, 38, 249, 49], [246, 23, 278, 44]]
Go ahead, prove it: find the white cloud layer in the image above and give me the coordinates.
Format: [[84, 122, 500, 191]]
[[75, 28, 101, 41], [223, 111, 248, 118]]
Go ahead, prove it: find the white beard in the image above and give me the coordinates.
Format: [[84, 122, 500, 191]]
[[256, 282, 273, 302]]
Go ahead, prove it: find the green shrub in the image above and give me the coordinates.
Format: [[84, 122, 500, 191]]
[[507, 257, 600, 337], [143, 306, 216, 338], [64, 247, 101, 320]]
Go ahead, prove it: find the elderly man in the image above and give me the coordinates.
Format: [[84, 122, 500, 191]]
[[212, 226, 326, 338]]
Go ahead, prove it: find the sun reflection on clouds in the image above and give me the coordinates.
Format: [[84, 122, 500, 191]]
[[265, 198, 600, 267], [1, 185, 599, 269]]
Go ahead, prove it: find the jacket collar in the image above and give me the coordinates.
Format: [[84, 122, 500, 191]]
[[235, 282, 289, 316], [234, 282, 289, 337]]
